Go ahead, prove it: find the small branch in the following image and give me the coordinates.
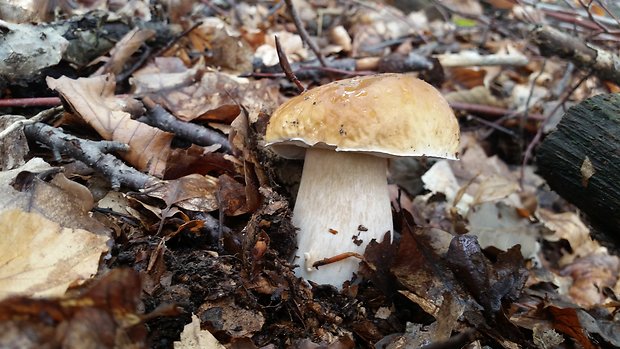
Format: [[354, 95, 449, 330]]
[[449, 102, 545, 120], [141, 97, 232, 153], [0, 106, 62, 141], [275, 35, 306, 93], [531, 25, 620, 84], [283, 0, 327, 68], [0, 97, 61, 108], [312, 252, 365, 269], [436, 51, 529, 67], [24, 122, 159, 190]]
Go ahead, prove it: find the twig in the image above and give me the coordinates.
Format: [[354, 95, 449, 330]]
[[520, 59, 547, 155], [520, 71, 592, 188], [24, 122, 159, 190], [0, 97, 61, 108], [578, 0, 619, 34], [312, 252, 365, 269], [0, 106, 62, 141], [275, 35, 306, 93], [448, 102, 545, 120], [141, 97, 232, 153], [467, 115, 516, 137], [283, 0, 327, 68], [436, 51, 529, 67]]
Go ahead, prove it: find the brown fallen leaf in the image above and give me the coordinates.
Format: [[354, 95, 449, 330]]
[[0, 269, 175, 348], [47, 74, 173, 177], [187, 17, 253, 72], [447, 235, 528, 315], [91, 27, 155, 76], [146, 174, 220, 213], [0, 208, 109, 299], [0, 160, 107, 234], [197, 298, 265, 340], [546, 306, 597, 349]]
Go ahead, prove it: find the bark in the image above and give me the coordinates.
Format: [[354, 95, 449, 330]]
[[536, 94, 620, 244]]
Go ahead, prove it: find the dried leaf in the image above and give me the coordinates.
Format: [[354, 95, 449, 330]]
[[47, 74, 173, 177], [0, 209, 108, 300], [133, 60, 281, 123], [391, 217, 469, 317], [188, 18, 253, 72], [0, 161, 107, 234], [92, 27, 155, 76], [0, 269, 149, 348], [174, 314, 226, 349], [197, 298, 265, 339], [546, 306, 597, 349], [447, 235, 528, 315], [146, 174, 219, 212]]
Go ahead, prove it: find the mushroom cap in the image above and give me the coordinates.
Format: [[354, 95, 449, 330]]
[[265, 73, 460, 159]]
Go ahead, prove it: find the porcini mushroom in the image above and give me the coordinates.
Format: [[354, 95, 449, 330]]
[[265, 73, 460, 287]]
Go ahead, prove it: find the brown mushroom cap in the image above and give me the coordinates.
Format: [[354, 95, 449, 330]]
[[265, 73, 460, 159]]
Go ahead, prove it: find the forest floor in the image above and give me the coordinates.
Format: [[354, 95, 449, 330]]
[[0, 0, 620, 348]]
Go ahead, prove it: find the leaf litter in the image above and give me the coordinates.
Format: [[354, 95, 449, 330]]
[[1, 0, 620, 348]]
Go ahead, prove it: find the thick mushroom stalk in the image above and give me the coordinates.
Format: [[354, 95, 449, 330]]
[[293, 147, 392, 287]]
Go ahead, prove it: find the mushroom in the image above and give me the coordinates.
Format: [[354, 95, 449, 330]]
[[265, 73, 460, 288]]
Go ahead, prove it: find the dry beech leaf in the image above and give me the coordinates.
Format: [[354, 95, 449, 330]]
[[92, 27, 155, 76], [0, 161, 107, 234], [445, 86, 506, 108], [0, 208, 109, 299], [135, 64, 280, 123], [188, 17, 253, 72], [47, 74, 173, 177], [539, 209, 604, 266], [146, 174, 220, 212], [0, 269, 159, 348], [174, 314, 226, 349]]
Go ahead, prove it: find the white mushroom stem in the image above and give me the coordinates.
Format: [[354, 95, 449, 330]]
[[293, 147, 393, 287]]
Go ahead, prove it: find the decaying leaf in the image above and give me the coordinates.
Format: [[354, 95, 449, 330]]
[[174, 314, 226, 349], [197, 298, 265, 339], [188, 17, 253, 72], [447, 235, 528, 315], [0, 269, 165, 348]]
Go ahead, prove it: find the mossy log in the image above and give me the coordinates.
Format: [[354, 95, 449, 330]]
[[536, 94, 620, 241]]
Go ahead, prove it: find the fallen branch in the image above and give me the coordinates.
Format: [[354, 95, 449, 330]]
[[0, 106, 62, 141], [531, 25, 620, 84], [436, 50, 528, 67], [24, 122, 159, 190], [141, 97, 232, 153], [0, 97, 61, 108]]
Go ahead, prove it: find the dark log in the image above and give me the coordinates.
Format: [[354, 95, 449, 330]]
[[536, 94, 620, 244]]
